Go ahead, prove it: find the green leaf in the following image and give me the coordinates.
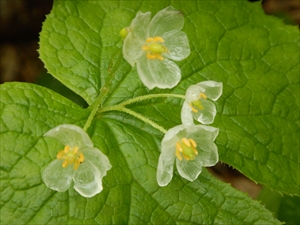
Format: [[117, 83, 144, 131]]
[[1, 83, 279, 224], [2, 0, 299, 223]]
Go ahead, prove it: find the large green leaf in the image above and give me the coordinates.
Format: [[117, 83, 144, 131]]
[[1, 0, 299, 223], [41, 0, 299, 194], [1, 83, 279, 224]]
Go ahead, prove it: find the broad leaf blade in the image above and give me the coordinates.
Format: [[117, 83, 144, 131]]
[[0, 83, 279, 224]]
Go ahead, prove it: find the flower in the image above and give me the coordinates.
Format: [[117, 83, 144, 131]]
[[181, 81, 223, 125], [156, 124, 219, 186], [42, 124, 112, 198], [122, 6, 190, 89]]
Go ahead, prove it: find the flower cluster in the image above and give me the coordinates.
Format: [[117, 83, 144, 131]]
[[120, 7, 223, 186], [42, 6, 223, 197], [156, 81, 222, 186]]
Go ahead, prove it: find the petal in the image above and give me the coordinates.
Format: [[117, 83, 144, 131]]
[[186, 125, 219, 142], [162, 31, 190, 61], [156, 148, 176, 187], [42, 159, 73, 192], [181, 101, 194, 126], [81, 147, 112, 178], [162, 124, 186, 143], [123, 34, 145, 67], [149, 6, 184, 36], [129, 11, 151, 41], [123, 12, 151, 66], [185, 84, 204, 102], [136, 55, 181, 89], [176, 157, 202, 182], [195, 139, 219, 167], [192, 99, 217, 124], [73, 160, 103, 198], [196, 81, 223, 101], [44, 124, 93, 148]]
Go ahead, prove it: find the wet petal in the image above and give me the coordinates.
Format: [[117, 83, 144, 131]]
[[73, 160, 102, 198], [162, 30, 190, 61], [176, 157, 203, 182], [81, 147, 112, 178], [42, 159, 73, 192], [123, 11, 151, 66], [137, 56, 181, 89], [195, 139, 219, 167], [186, 125, 219, 142], [44, 124, 93, 148], [123, 35, 145, 67], [181, 101, 194, 126], [196, 81, 223, 101], [192, 99, 217, 124], [149, 6, 184, 36], [129, 11, 151, 41], [156, 146, 176, 187]]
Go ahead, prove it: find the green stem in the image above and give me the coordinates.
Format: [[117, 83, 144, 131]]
[[120, 93, 185, 106], [99, 105, 167, 134], [83, 88, 108, 131]]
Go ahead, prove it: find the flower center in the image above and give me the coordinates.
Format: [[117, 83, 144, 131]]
[[142, 36, 167, 60], [56, 146, 84, 170], [189, 93, 207, 113], [175, 138, 198, 161]]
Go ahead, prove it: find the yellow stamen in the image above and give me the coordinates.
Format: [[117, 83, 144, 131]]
[[200, 93, 207, 99], [57, 150, 65, 159], [183, 155, 190, 161], [143, 36, 167, 60], [56, 146, 84, 170], [176, 142, 183, 152], [64, 145, 70, 153], [176, 148, 183, 161], [142, 45, 149, 51], [175, 138, 199, 161], [62, 160, 68, 168], [146, 37, 154, 43], [153, 36, 164, 42], [189, 139, 197, 148], [157, 55, 164, 60], [189, 104, 198, 113], [146, 53, 157, 60], [182, 138, 191, 147]]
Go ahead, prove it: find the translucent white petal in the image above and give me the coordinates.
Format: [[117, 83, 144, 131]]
[[129, 11, 151, 41], [196, 81, 223, 101], [149, 6, 184, 36], [181, 101, 194, 126], [162, 31, 190, 61], [162, 124, 186, 143], [176, 157, 202, 182], [185, 85, 204, 102], [123, 12, 151, 66], [195, 139, 219, 167], [44, 124, 93, 148], [123, 34, 145, 67], [42, 159, 73, 192], [192, 99, 217, 124], [186, 125, 219, 142], [137, 56, 181, 89], [156, 148, 176, 187], [81, 147, 112, 178], [73, 160, 102, 198]]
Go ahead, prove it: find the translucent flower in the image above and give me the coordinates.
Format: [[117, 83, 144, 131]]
[[157, 124, 219, 186], [122, 6, 190, 89], [42, 124, 112, 198], [181, 81, 223, 125]]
